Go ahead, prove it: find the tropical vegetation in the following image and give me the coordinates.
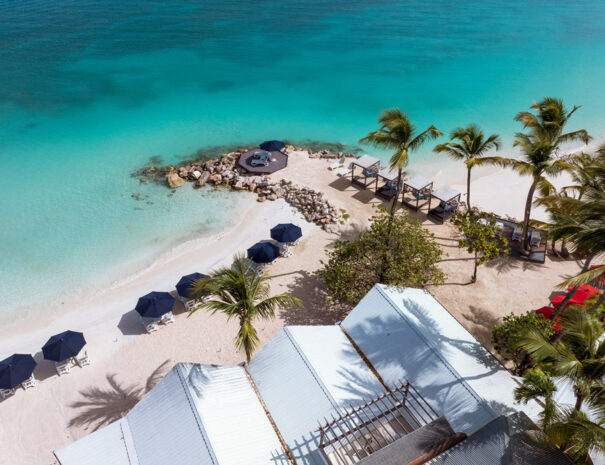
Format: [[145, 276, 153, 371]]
[[433, 124, 501, 209], [317, 208, 445, 304], [360, 108, 442, 216], [189, 255, 301, 361]]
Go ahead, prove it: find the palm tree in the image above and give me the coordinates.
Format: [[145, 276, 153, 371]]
[[484, 98, 590, 254], [433, 124, 501, 209], [189, 255, 301, 362], [517, 307, 605, 412], [360, 109, 442, 216], [562, 265, 605, 314]]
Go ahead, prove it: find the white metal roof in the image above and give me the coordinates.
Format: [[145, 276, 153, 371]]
[[377, 167, 399, 181], [55, 419, 138, 465], [352, 154, 380, 169], [247, 326, 385, 465], [56, 364, 286, 465], [431, 185, 461, 203], [341, 285, 542, 435], [405, 175, 432, 191]]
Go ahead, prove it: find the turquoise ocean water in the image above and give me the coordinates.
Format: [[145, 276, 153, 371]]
[[1, 1, 605, 321]]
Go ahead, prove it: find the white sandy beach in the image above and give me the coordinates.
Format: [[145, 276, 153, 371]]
[[0, 150, 585, 465]]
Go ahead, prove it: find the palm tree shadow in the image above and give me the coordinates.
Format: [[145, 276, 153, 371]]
[[68, 360, 171, 431]]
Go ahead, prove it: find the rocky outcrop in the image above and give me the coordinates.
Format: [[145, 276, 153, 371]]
[[150, 145, 345, 231]]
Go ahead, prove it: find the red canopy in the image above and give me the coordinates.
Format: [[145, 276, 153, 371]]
[[551, 284, 600, 308], [535, 306, 563, 332]]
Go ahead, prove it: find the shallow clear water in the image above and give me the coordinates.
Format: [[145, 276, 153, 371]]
[[1, 0, 605, 319]]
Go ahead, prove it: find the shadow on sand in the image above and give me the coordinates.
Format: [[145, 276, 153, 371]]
[[68, 360, 171, 431]]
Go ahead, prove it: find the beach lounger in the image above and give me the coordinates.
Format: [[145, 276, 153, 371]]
[[336, 163, 353, 177], [530, 230, 542, 247], [76, 349, 91, 368], [0, 388, 15, 399], [55, 360, 71, 376], [21, 374, 37, 390], [139, 315, 159, 334], [161, 311, 174, 325], [328, 158, 345, 170]]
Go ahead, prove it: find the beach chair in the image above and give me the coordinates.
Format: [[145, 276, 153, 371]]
[[55, 360, 71, 376], [281, 244, 292, 257], [161, 311, 174, 325], [336, 163, 353, 177], [495, 221, 504, 237], [512, 224, 524, 242], [21, 374, 37, 390], [530, 230, 542, 247], [184, 299, 198, 312], [139, 315, 159, 334], [76, 349, 91, 368], [328, 158, 345, 170], [0, 388, 15, 400]]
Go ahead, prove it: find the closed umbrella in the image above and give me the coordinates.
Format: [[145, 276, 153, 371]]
[[270, 223, 302, 243], [259, 140, 285, 152], [42, 331, 86, 362], [135, 291, 175, 319], [247, 242, 280, 264], [0, 354, 37, 389], [176, 272, 208, 300]]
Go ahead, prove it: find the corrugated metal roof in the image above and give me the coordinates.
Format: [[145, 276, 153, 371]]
[[56, 364, 286, 465], [248, 326, 385, 465], [341, 285, 531, 434], [55, 419, 138, 465], [353, 154, 380, 169], [179, 364, 288, 465]]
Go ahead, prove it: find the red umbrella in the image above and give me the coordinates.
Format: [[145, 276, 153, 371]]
[[551, 284, 600, 308], [535, 306, 563, 331]]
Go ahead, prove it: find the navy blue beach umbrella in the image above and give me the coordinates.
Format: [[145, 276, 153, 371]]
[[176, 272, 208, 299], [0, 354, 37, 389], [259, 140, 285, 152], [270, 223, 302, 243], [135, 291, 175, 319], [42, 331, 86, 362], [247, 242, 281, 264]]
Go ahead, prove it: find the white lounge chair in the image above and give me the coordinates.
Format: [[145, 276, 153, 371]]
[[76, 349, 91, 368], [530, 230, 542, 247], [0, 388, 15, 400], [280, 244, 292, 257], [328, 158, 345, 170], [336, 163, 353, 177], [139, 316, 159, 334], [161, 311, 174, 325], [512, 224, 524, 242], [21, 374, 37, 390], [55, 360, 71, 376]]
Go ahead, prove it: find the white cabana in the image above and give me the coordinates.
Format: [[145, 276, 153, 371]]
[[402, 175, 433, 211], [350, 154, 380, 187], [428, 185, 461, 222]]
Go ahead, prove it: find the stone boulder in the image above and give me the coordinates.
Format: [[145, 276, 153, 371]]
[[196, 171, 210, 187], [167, 172, 185, 188]]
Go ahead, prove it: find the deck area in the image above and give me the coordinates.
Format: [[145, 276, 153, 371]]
[[498, 218, 546, 263], [237, 150, 288, 174]]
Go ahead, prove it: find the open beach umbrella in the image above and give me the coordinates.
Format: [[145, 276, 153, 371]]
[[176, 272, 208, 299], [135, 291, 175, 319], [42, 330, 86, 362], [551, 284, 600, 308], [259, 140, 285, 152], [270, 223, 302, 243], [0, 354, 37, 389], [247, 242, 280, 264]]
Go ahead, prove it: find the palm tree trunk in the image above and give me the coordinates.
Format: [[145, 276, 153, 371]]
[[390, 168, 403, 217], [466, 166, 472, 210], [472, 251, 478, 283], [520, 179, 538, 254], [560, 239, 569, 258], [574, 391, 584, 412], [588, 292, 605, 314]]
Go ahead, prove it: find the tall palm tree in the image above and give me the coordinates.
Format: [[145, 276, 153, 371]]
[[433, 124, 501, 209], [484, 98, 590, 254], [562, 265, 605, 314], [360, 108, 442, 216], [189, 255, 301, 362]]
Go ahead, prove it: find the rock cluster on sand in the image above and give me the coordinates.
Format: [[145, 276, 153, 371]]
[[151, 146, 345, 231]]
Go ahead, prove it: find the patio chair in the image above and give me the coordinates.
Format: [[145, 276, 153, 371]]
[[414, 190, 425, 200], [161, 311, 174, 325], [495, 221, 504, 236], [336, 163, 353, 177], [55, 360, 71, 376], [76, 349, 91, 368], [512, 224, 524, 241], [139, 315, 159, 334], [362, 168, 376, 178], [530, 230, 542, 247], [21, 374, 37, 390], [0, 388, 15, 400]]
